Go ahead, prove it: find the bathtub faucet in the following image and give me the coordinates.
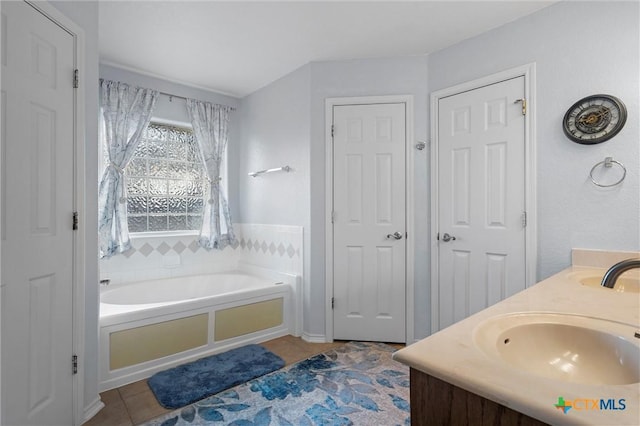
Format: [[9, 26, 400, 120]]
[[100, 279, 111, 286], [600, 258, 640, 289]]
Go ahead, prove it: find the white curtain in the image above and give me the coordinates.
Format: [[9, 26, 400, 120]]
[[98, 79, 158, 258], [186, 99, 236, 250]]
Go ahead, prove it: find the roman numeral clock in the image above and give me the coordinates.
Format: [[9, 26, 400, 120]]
[[563, 94, 627, 144]]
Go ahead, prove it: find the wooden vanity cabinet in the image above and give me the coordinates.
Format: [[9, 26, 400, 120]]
[[409, 368, 549, 426]]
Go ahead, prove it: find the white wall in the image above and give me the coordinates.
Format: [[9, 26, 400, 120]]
[[49, 0, 100, 419], [428, 0, 640, 279]]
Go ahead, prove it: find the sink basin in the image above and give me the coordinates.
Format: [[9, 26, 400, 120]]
[[567, 270, 640, 293], [474, 313, 640, 385]]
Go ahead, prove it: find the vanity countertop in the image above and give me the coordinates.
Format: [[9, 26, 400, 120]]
[[393, 265, 640, 425]]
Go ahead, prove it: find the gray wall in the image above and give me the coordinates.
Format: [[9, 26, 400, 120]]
[[237, 64, 312, 331], [428, 0, 640, 279], [309, 57, 430, 338], [238, 56, 430, 338], [238, 0, 639, 342], [49, 0, 100, 417]]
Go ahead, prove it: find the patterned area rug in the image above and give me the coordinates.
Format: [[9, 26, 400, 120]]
[[143, 342, 410, 426]]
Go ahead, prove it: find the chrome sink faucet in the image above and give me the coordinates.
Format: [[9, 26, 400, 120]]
[[601, 258, 640, 289]]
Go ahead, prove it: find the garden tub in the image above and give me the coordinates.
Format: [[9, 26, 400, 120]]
[[99, 266, 300, 391]]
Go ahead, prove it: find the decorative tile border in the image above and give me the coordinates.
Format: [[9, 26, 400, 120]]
[[100, 224, 304, 283], [119, 235, 301, 259], [238, 237, 300, 258]]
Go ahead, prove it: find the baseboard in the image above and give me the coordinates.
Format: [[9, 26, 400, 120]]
[[82, 397, 105, 424], [301, 332, 327, 343]]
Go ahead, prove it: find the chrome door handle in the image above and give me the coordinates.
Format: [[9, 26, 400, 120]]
[[441, 233, 456, 242], [386, 231, 403, 240]]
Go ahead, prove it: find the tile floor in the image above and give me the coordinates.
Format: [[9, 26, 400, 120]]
[[83, 335, 373, 426]]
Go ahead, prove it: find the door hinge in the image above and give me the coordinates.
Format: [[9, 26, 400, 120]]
[[73, 69, 79, 89], [331, 297, 335, 310], [72, 355, 78, 375], [331, 124, 334, 138], [73, 211, 78, 230], [514, 98, 526, 116], [331, 211, 335, 224], [522, 211, 527, 228]]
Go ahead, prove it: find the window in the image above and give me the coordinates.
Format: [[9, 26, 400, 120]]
[[125, 123, 207, 233]]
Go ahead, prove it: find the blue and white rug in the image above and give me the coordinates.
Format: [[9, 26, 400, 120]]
[[143, 341, 410, 426]]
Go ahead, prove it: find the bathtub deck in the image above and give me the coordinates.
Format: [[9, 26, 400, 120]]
[[85, 335, 348, 426]]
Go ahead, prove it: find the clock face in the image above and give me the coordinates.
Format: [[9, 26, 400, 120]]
[[563, 94, 627, 144]]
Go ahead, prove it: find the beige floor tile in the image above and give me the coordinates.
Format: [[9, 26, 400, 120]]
[[83, 396, 132, 426], [99, 389, 124, 406], [118, 379, 152, 400], [123, 389, 172, 425], [260, 338, 316, 365], [261, 336, 346, 365]]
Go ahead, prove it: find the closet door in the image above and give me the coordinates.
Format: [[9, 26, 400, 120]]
[[332, 102, 407, 343], [1, 1, 76, 424]]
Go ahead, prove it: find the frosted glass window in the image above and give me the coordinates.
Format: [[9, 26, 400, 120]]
[[126, 123, 207, 233]]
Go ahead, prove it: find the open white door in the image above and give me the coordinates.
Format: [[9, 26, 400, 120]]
[[1, 1, 77, 424], [331, 102, 406, 343], [436, 76, 527, 330]]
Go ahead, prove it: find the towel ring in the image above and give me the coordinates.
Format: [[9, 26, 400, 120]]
[[589, 157, 626, 188]]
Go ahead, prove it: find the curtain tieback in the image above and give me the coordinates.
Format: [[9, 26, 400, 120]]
[[207, 176, 222, 204], [109, 162, 128, 203], [109, 162, 125, 174]]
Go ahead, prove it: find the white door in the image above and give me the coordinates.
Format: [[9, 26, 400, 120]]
[[1, 1, 76, 425], [332, 103, 406, 343], [437, 76, 526, 330]]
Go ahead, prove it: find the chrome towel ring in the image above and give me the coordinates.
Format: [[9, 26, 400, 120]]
[[590, 157, 626, 187]]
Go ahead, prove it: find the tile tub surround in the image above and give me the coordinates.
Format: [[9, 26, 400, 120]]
[[393, 253, 640, 425], [99, 223, 303, 286]]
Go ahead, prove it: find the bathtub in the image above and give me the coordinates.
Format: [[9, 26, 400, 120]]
[[99, 264, 301, 391]]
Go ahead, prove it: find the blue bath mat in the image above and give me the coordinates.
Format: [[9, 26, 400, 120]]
[[148, 344, 285, 409]]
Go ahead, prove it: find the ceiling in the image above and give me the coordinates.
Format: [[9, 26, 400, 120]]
[[99, 1, 556, 98]]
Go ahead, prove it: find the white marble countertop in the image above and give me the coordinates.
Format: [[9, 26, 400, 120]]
[[393, 261, 640, 425]]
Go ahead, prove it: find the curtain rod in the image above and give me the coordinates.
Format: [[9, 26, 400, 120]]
[[159, 91, 236, 111]]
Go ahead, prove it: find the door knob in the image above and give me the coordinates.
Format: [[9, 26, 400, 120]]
[[441, 233, 456, 242], [386, 231, 403, 240]]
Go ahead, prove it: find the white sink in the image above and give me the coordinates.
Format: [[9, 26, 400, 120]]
[[474, 313, 640, 385], [567, 270, 640, 293]]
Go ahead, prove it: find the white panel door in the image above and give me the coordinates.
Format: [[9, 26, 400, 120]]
[[332, 103, 406, 343], [437, 77, 526, 330], [1, 1, 76, 425]]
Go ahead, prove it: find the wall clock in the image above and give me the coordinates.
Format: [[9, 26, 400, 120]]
[[563, 94, 627, 144]]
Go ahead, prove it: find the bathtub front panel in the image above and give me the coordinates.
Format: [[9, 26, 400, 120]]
[[214, 298, 283, 341], [109, 313, 208, 370]]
